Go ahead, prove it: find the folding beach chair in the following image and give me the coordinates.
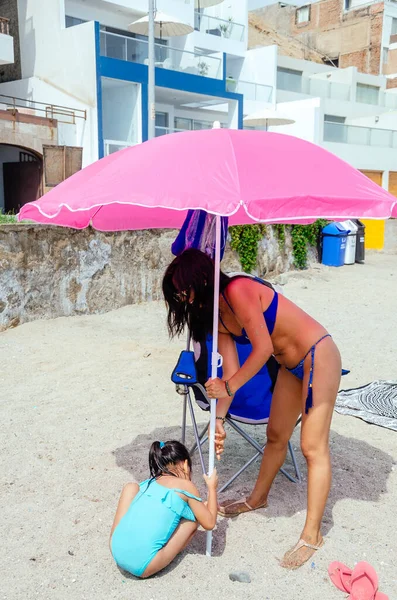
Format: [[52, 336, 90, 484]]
[[171, 334, 302, 493]]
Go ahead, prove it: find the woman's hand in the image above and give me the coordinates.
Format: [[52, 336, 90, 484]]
[[207, 419, 226, 460], [215, 419, 226, 459], [205, 377, 228, 399]]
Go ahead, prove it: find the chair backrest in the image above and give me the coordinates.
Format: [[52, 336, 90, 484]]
[[193, 335, 278, 423]]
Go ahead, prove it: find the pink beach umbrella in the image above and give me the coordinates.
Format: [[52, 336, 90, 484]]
[[18, 129, 396, 554], [19, 129, 396, 230]]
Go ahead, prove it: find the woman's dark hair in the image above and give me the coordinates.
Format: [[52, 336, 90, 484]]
[[162, 248, 231, 342], [149, 440, 192, 479]]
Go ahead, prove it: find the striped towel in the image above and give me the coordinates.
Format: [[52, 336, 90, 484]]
[[335, 380, 397, 431]]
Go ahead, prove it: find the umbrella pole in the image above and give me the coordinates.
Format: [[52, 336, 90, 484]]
[[148, 0, 156, 140], [205, 214, 221, 557]]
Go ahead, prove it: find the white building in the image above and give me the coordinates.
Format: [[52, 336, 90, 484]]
[[1, 0, 397, 212]]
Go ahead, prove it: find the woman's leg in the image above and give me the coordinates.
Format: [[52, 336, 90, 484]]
[[141, 520, 198, 578], [281, 337, 341, 569], [219, 367, 302, 514]]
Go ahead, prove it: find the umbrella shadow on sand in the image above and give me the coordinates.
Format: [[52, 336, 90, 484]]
[[113, 421, 394, 543]]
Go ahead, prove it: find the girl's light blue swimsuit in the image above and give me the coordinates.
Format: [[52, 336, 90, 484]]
[[111, 479, 202, 577]]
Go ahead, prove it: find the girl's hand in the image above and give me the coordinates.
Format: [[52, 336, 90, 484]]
[[205, 377, 228, 399], [203, 468, 218, 490]]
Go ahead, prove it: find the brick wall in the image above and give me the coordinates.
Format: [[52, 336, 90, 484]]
[[251, 0, 385, 75], [0, 0, 22, 83]]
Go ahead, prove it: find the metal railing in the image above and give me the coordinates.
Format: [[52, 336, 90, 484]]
[[0, 94, 86, 124], [100, 30, 222, 79], [232, 79, 273, 102], [324, 121, 397, 148], [104, 139, 137, 155], [155, 126, 186, 137], [0, 17, 10, 35], [277, 70, 351, 101], [308, 78, 351, 101], [194, 12, 245, 42]]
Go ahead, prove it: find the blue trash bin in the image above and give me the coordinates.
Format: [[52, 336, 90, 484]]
[[321, 222, 349, 267]]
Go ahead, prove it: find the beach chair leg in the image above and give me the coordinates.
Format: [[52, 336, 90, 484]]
[[219, 450, 263, 493], [288, 440, 302, 483], [187, 391, 207, 474], [226, 419, 265, 454], [181, 390, 188, 445], [226, 418, 301, 485], [190, 423, 209, 454]]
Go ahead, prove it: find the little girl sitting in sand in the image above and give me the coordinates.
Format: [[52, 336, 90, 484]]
[[110, 440, 218, 578]]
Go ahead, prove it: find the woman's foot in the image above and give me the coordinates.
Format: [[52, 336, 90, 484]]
[[218, 496, 268, 517], [280, 536, 324, 569]]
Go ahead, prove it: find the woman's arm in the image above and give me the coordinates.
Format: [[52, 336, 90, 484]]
[[206, 280, 274, 402], [215, 332, 240, 419], [225, 280, 274, 394]]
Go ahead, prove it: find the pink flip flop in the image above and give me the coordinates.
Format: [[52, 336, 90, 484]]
[[374, 593, 389, 600], [328, 561, 352, 593], [349, 562, 379, 600]]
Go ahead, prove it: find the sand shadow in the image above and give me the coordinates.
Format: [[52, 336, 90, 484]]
[[113, 420, 394, 539]]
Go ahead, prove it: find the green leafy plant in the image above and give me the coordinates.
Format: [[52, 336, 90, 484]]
[[197, 60, 209, 76], [0, 212, 17, 224], [230, 224, 267, 273], [290, 220, 328, 269]]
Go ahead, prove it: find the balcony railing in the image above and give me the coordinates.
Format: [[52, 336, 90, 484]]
[[194, 12, 245, 42], [277, 70, 352, 101], [324, 121, 397, 148], [0, 17, 10, 35], [155, 126, 186, 137], [229, 79, 273, 102], [104, 139, 137, 155], [308, 78, 350, 101], [0, 94, 86, 124], [100, 30, 222, 79]]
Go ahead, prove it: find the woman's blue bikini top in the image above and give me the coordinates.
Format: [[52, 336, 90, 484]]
[[219, 276, 278, 344]]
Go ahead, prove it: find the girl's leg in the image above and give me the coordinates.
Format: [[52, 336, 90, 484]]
[[219, 367, 302, 514], [110, 483, 140, 544], [141, 519, 198, 578], [281, 337, 341, 569]]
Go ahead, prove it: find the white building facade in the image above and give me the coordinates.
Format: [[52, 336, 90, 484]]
[[0, 0, 397, 203]]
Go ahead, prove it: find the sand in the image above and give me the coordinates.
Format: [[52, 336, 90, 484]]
[[1, 251, 396, 600]]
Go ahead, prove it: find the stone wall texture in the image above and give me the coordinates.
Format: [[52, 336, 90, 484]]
[[0, 224, 298, 330]]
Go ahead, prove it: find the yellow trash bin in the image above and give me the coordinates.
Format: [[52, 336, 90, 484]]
[[361, 219, 385, 250]]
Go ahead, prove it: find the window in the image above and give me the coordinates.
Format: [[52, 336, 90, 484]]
[[324, 115, 346, 143], [155, 112, 169, 136], [324, 115, 346, 123], [277, 67, 303, 93], [383, 48, 389, 64], [323, 57, 339, 68], [390, 18, 397, 43], [296, 6, 310, 24], [174, 117, 213, 131], [345, 0, 370, 10], [65, 15, 86, 28], [356, 83, 379, 105]]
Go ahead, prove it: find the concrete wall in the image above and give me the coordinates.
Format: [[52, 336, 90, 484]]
[[384, 218, 397, 252], [0, 110, 57, 153], [0, 0, 22, 82], [0, 223, 298, 330]]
